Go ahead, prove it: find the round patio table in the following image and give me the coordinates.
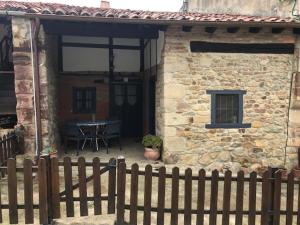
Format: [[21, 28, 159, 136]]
[[75, 120, 120, 151]]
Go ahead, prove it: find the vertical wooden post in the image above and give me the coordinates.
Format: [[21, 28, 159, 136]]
[[196, 169, 206, 225], [184, 168, 192, 225], [143, 165, 152, 225], [78, 157, 88, 216], [209, 170, 219, 225], [0, 137, 4, 177], [235, 171, 244, 225], [286, 171, 295, 225], [222, 170, 232, 225], [171, 167, 179, 225], [24, 159, 34, 224], [64, 157, 74, 217], [108, 158, 117, 214], [38, 158, 48, 225], [130, 163, 139, 225], [157, 166, 166, 225], [7, 159, 18, 224], [248, 172, 257, 225], [51, 157, 61, 219], [116, 161, 126, 224], [273, 171, 282, 225], [93, 157, 102, 215], [261, 171, 271, 225]]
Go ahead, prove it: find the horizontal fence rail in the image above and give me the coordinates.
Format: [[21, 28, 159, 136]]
[[117, 163, 300, 225]]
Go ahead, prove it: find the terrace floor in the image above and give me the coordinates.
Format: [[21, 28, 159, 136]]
[[58, 138, 164, 167]]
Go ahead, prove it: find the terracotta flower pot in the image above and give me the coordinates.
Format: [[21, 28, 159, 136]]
[[50, 152, 57, 159], [144, 147, 160, 161]]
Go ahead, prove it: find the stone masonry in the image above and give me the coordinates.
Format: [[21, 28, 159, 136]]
[[156, 25, 300, 171], [12, 18, 36, 158], [12, 18, 59, 156]]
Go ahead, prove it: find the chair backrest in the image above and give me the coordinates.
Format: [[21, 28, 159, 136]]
[[62, 123, 81, 137], [105, 121, 121, 135]]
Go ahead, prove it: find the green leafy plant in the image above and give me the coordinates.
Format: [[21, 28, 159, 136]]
[[41, 146, 57, 156], [142, 135, 163, 150]]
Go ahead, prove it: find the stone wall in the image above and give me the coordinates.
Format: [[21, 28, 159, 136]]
[[157, 26, 298, 171], [38, 27, 60, 149], [187, 0, 300, 17], [12, 18, 60, 156], [12, 18, 36, 158]]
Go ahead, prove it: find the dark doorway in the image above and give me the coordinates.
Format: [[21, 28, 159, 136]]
[[149, 77, 156, 135], [111, 82, 143, 138]]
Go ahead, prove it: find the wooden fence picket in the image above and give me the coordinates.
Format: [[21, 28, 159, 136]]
[[116, 161, 126, 224], [171, 167, 179, 225], [209, 170, 219, 225], [7, 159, 17, 224], [24, 159, 33, 224], [196, 169, 206, 225], [235, 171, 244, 225], [184, 168, 192, 225], [157, 166, 166, 225], [51, 157, 61, 219], [63, 157, 74, 217], [108, 158, 116, 214], [143, 165, 153, 225], [222, 170, 232, 225], [129, 163, 139, 225], [273, 171, 282, 225], [38, 158, 48, 225], [261, 171, 271, 225], [92, 157, 101, 215], [3, 136, 7, 166], [248, 172, 257, 225], [78, 157, 88, 216], [286, 171, 295, 225]]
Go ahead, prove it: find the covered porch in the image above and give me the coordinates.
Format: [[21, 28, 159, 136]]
[[41, 20, 165, 159]]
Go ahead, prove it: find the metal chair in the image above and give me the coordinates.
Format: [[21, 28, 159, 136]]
[[100, 121, 122, 154], [62, 123, 93, 156]]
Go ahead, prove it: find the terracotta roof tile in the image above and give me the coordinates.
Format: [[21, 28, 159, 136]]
[[0, 1, 299, 24]]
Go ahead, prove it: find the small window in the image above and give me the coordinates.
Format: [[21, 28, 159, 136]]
[[73, 87, 96, 114], [206, 90, 251, 129]]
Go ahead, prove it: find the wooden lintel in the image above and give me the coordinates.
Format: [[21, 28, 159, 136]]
[[42, 20, 160, 39], [205, 27, 217, 34], [248, 27, 262, 33], [227, 27, 240, 33], [271, 27, 285, 34], [182, 26, 193, 32]]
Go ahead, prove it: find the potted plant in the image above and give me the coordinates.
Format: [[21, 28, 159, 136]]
[[142, 134, 162, 161], [41, 146, 58, 158]]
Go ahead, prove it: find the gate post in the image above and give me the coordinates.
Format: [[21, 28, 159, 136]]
[[40, 155, 53, 224], [269, 167, 278, 225]]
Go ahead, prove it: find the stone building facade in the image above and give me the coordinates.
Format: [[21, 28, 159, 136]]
[[1, 1, 300, 171], [157, 26, 300, 170], [186, 0, 300, 17]]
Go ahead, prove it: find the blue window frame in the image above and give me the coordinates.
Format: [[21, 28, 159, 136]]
[[206, 90, 251, 129]]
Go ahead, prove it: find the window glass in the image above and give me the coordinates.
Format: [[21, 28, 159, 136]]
[[216, 94, 239, 124], [73, 87, 96, 113]]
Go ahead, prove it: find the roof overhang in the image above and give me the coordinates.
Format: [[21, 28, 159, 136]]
[[1, 11, 300, 28]]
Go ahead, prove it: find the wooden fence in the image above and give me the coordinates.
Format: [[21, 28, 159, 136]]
[[0, 157, 120, 224], [1, 157, 300, 224], [116, 163, 300, 225], [0, 132, 19, 172]]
